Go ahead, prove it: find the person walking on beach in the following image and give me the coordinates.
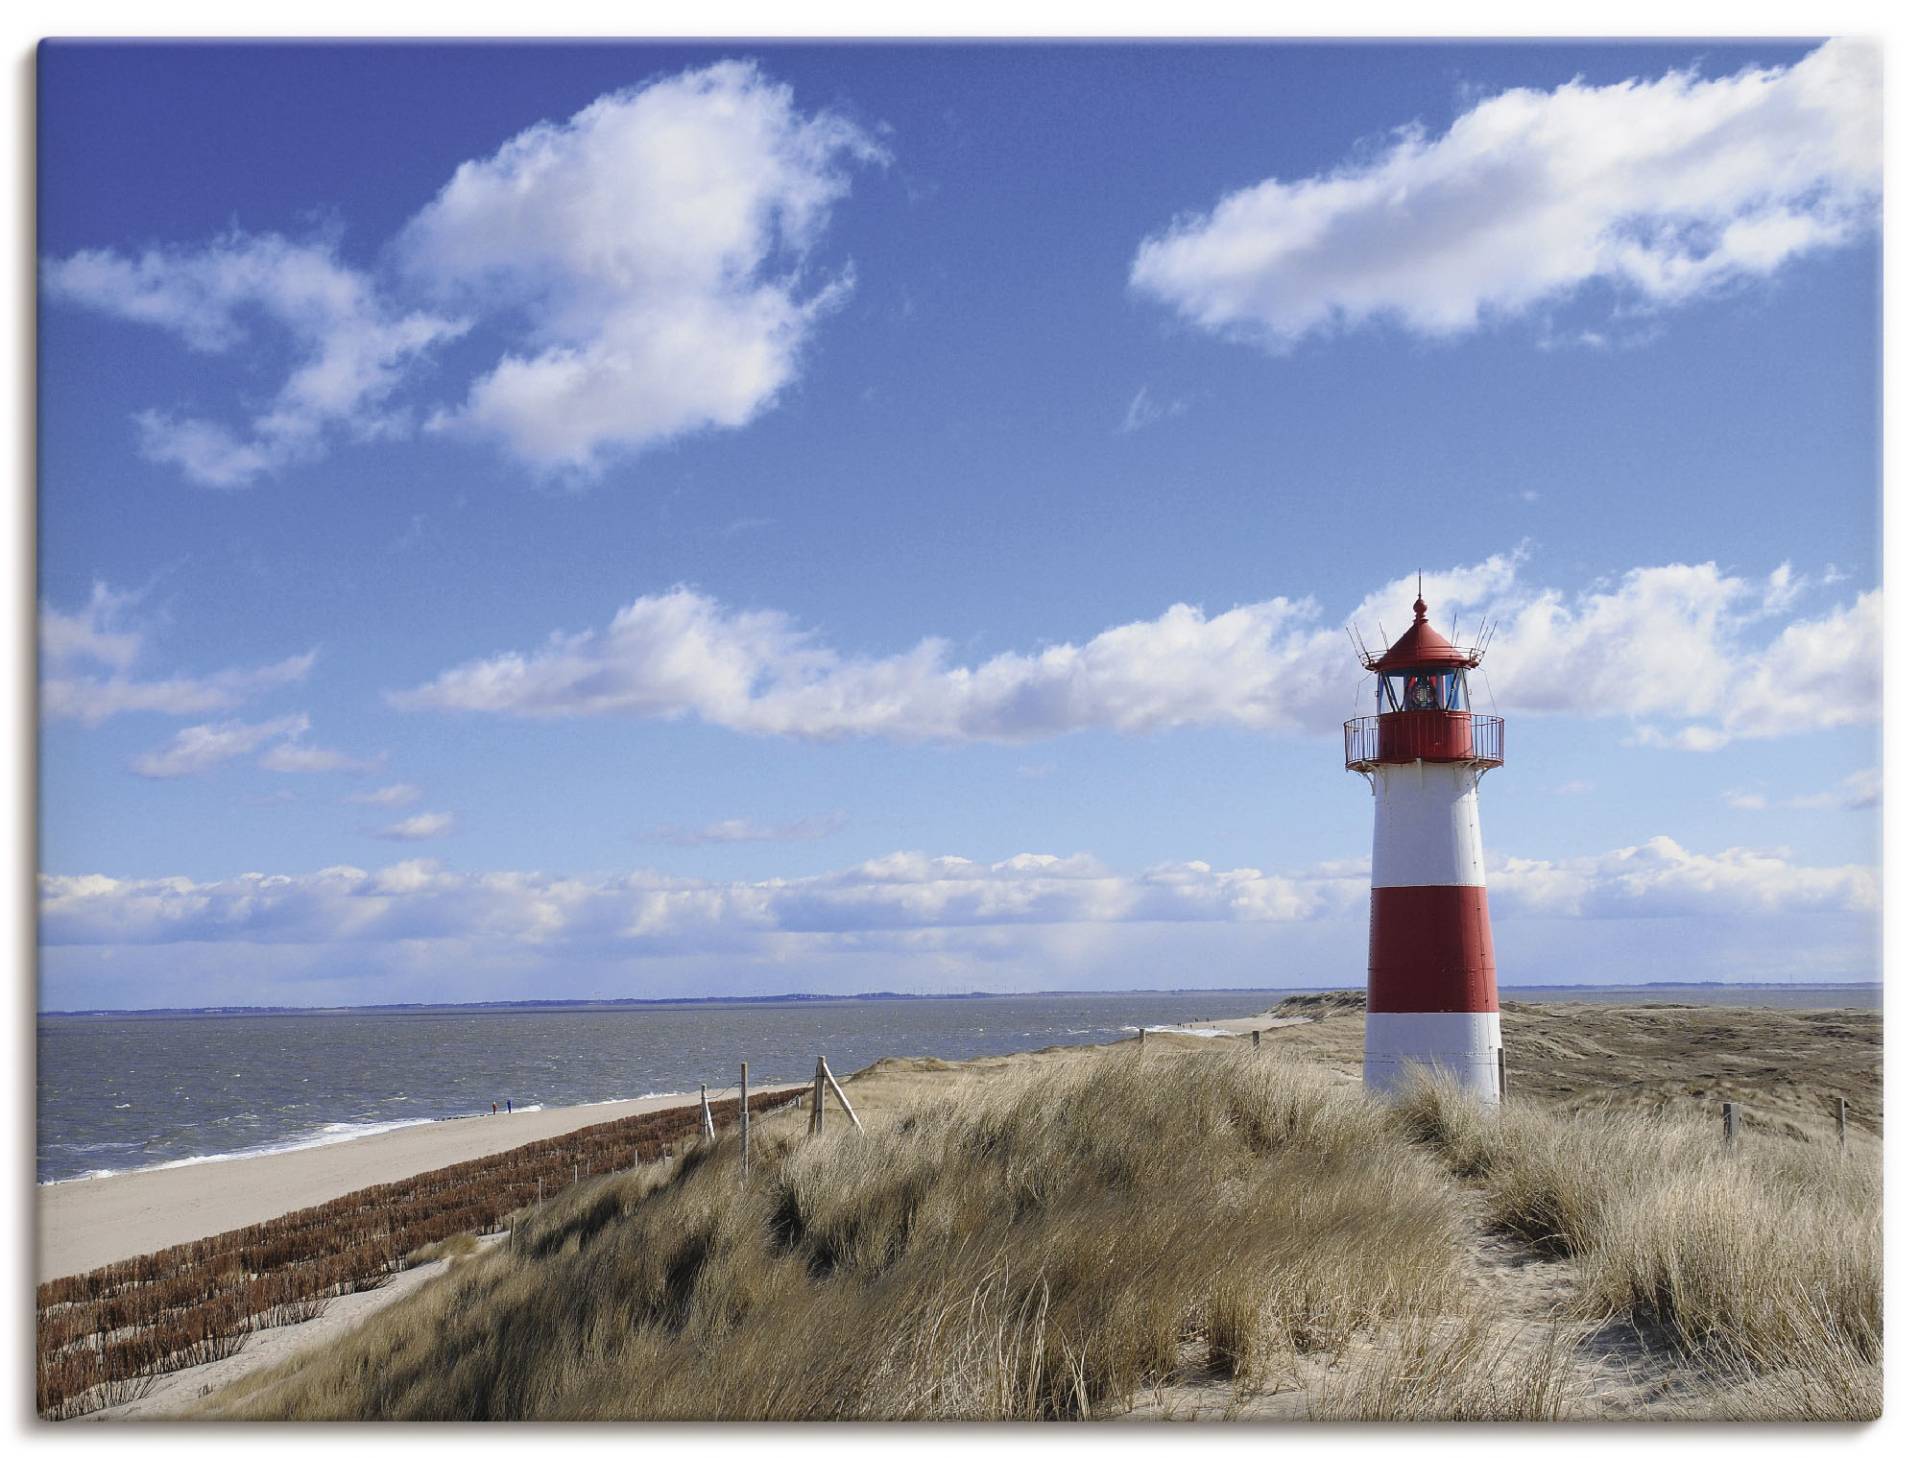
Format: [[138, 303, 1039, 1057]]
[[506, 1099, 512, 1113], [491, 1101, 497, 1115]]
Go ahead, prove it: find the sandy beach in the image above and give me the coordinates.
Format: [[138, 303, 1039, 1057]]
[[38, 1083, 802, 1283]]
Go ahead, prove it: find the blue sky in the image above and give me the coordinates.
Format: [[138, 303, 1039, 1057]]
[[36, 39, 1881, 1009]]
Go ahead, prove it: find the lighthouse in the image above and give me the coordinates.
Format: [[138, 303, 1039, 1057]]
[[1344, 592, 1505, 1103]]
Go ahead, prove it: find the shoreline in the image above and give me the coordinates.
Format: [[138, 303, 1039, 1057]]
[[36, 1082, 803, 1284], [38, 1094, 691, 1189], [37, 994, 1881, 1287]]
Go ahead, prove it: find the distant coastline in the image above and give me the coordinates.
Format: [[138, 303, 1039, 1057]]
[[38, 980, 1885, 1019]]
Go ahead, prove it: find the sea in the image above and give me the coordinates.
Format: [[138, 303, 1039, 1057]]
[[36, 984, 1880, 1186]]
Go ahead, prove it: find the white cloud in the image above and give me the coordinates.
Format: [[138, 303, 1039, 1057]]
[[259, 742, 385, 775], [1724, 768, 1881, 812], [1119, 386, 1190, 434], [43, 64, 879, 485], [131, 714, 310, 779], [1131, 40, 1880, 348], [392, 554, 1878, 749], [41, 582, 317, 726], [1761, 561, 1806, 614], [348, 782, 424, 808], [399, 60, 882, 474], [42, 233, 467, 486], [642, 812, 848, 846], [40, 581, 143, 669], [33, 851, 1361, 951], [374, 811, 457, 842], [37, 834, 1873, 954], [1491, 836, 1877, 919], [389, 583, 1351, 740], [43, 652, 317, 727]]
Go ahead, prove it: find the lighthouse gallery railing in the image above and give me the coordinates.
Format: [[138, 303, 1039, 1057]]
[[1344, 713, 1503, 772]]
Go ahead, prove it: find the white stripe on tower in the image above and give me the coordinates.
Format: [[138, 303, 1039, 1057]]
[[1369, 760, 1486, 890], [1364, 760, 1502, 1103]]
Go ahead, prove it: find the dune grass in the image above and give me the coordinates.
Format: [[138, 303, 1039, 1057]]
[[1394, 1074, 1882, 1419], [201, 1048, 1464, 1420], [198, 1047, 1880, 1422]]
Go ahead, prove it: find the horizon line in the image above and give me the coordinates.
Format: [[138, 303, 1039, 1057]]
[[36, 979, 1885, 1019]]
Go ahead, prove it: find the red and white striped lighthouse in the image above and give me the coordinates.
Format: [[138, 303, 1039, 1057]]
[[1344, 592, 1505, 1103]]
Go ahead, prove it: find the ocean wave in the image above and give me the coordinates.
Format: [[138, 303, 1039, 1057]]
[[40, 1115, 440, 1186]]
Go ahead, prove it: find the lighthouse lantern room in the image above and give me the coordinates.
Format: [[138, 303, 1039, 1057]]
[[1344, 591, 1505, 1104]]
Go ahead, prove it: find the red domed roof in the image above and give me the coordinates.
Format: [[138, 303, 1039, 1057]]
[[1368, 596, 1479, 673]]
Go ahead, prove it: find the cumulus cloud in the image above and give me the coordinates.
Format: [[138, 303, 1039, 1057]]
[[38, 834, 1873, 954], [42, 63, 877, 484], [131, 714, 310, 779], [398, 60, 882, 473], [33, 852, 1358, 951], [1131, 40, 1881, 348], [1491, 836, 1877, 918], [642, 812, 849, 846], [373, 811, 457, 842], [391, 553, 1878, 749], [42, 233, 467, 486]]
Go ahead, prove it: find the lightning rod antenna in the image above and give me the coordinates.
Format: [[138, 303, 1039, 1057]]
[[1345, 622, 1371, 668]]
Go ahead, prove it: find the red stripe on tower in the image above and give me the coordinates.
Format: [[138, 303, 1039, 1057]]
[[1367, 886, 1499, 1014]]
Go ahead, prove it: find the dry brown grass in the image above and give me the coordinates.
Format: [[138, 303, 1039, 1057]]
[[1262, 996, 1881, 1140], [199, 1048, 1464, 1420], [1394, 1074, 1882, 1420], [189, 1030, 1880, 1423]]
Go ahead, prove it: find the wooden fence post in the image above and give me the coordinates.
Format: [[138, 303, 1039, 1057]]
[[810, 1056, 827, 1136], [1137, 1025, 1146, 1046], [1252, 1029, 1261, 1049], [1837, 1097, 1849, 1147], [573, 1164, 579, 1185], [1497, 1046, 1508, 1102], [820, 1059, 865, 1134], [1722, 1101, 1739, 1147], [700, 1083, 716, 1144], [740, 1062, 751, 1181]]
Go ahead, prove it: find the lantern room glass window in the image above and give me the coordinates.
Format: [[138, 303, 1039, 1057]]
[[1379, 669, 1465, 713]]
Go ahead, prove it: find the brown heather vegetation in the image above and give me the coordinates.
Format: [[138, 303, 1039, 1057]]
[[35, 1088, 799, 1419], [189, 1025, 1878, 1423]]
